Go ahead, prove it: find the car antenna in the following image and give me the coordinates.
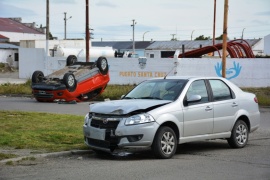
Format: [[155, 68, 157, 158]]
[[164, 66, 175, 79]]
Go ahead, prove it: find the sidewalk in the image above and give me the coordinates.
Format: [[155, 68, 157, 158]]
[[0, 149, 93, 165], [0, 78, 27, 85], [0, 71, 27, 85]]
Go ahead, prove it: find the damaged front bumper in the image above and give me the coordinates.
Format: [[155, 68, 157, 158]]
[[83, 115, 159, 152]]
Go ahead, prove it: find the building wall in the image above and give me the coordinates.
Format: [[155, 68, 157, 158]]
[[0, 31, 45, 42], [264, 34, 270, 55], [145, 50, 161, 58], [252, 39, 264, 55], [20, 40, 90, 49], [18, 48, 270, 87], [0, 49, 19, 68]]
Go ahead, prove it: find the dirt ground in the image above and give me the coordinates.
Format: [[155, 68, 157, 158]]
[[0, 63, 19, 78]]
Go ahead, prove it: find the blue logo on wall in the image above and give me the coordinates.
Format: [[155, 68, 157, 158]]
[[215, 61, 242, 80]]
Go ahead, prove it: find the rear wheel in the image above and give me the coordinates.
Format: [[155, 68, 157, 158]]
[[63, 73, 77, 92], [96, 56, 108, 75], [66, 55, 77, 66], [32, 71, 44, 83], [152, 126, 177, 159], [227, 120, 249, 148]]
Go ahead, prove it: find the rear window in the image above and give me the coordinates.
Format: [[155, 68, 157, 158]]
[[209, 79, 233, 101]]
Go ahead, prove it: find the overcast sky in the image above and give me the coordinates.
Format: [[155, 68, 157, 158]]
[[0, 0, 269, 41]]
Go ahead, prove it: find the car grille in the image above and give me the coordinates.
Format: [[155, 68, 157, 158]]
[[89, 114, 123, 150], [33, 92, 54, 99], [91, 119, 120, 129]]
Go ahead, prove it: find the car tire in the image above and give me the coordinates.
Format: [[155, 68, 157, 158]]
[[96, 56, 108, 75], [152, 126, 177, 159], [32, 71, 44, 83], [63, 73, 77, 92], [66, 55, 77, 66], [227, 120, 249, 148]]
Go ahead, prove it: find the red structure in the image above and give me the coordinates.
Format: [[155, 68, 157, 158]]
[[178, 39, 255, 58]]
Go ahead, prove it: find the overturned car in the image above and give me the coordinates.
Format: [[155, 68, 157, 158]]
[[31, 56, 109, 102]]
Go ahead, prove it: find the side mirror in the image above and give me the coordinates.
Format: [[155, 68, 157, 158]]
[[184, 95, 202, 106], [121, 95, 125, 99], [187, 95, 202, 102]]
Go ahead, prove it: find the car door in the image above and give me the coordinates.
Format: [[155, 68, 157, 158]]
[[182, 80, 214, 137], [208, 79, 239, 133]]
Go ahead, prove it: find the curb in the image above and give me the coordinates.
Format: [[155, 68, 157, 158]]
[[0, 150, 93, 165]]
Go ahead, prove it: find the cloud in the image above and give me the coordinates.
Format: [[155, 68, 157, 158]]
[[95, 0, 117, 8], [255, 11, 270, 16], [0, 1, 37, 17], [52, 0, 76, 4], [251, 19, 269, 25]]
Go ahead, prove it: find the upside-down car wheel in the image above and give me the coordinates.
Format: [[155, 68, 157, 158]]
[[32, 71, 44, 83], [96, 56, 109, 75], [66, 55, 77, 66], [63, 73, 77, 92]]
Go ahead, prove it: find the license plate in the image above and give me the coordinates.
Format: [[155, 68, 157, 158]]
[[89, 127, 106, 140]]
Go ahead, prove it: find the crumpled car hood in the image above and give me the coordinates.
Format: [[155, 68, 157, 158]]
[[89, 99, 171, 115]]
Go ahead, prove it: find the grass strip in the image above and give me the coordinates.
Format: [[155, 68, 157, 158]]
[[0, 111, 86, 152]]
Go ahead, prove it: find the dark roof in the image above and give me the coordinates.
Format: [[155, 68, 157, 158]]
[[127, 41, 154, 49], [0, 43, 19, 49], [93, 39, 261, 50], [92, 41, 153, 50], [0, 18, 44, 34], [146, 39, 261, 50], [92, 41, 132, 49], [0, 34, 9, 39]]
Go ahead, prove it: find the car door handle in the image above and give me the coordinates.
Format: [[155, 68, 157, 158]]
[[205, 106, 213, 111], [232, 102, 238, 107]]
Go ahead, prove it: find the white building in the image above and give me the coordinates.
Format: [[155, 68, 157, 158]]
[[0, 17, 45, 43]]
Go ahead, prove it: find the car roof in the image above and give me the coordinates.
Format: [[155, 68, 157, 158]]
[[148, 76, 225, 81]]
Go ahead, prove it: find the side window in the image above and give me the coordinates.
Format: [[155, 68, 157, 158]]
[[209, 80, 233, 101], [186, 80, 209, 105]]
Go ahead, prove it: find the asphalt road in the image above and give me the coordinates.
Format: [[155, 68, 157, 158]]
[[0, 97, 270, 180]]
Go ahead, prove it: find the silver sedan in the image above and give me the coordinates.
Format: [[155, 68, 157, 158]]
[[83, 76, 260, 159]]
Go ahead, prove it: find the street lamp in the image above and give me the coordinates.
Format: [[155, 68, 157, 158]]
[[191, 30, 195, 40], [241, 28, 246, 40], [131, 19, 136, 54], [64, 12, 72, 39], [143, 31, 149, 41]]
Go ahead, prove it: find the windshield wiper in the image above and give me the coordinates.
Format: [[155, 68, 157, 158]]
[[123, 97, 137, 99], [139, 97, 163, 100]]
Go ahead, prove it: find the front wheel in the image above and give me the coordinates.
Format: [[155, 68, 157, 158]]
[[227, 120, 249, 148], [152, 126, 177, 159]]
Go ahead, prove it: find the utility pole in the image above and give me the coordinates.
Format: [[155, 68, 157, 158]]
[[64, 12, 72, 40], [213, 0, 216, 46], [131, 19, 136, 55], [85, 0, 89, 62], [46, 0, 49, 57], [191, 30, 195, 40], [171, 34, 176, 41], [222, 0, 229, 78]]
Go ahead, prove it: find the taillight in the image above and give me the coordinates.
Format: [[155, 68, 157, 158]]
[[254, 97, 258, 103]]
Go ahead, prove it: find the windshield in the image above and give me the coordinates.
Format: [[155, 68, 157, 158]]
[[123, 79, 187, 101]]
